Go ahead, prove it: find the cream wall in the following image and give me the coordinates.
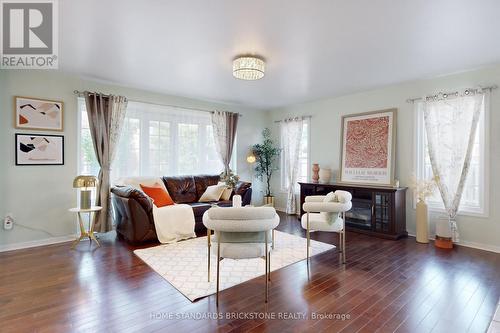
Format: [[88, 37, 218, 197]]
[[0, 71, 268, 249], [268, 64, 500, 252]]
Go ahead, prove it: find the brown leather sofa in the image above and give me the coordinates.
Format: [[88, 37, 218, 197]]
[[111, 175, 252, 244]]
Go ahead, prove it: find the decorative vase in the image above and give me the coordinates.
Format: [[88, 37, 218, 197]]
[[312, 164, 320, 183], [319, 168, 332, 183], [264, 196, 275, 207], [415, 199, 429, 243]]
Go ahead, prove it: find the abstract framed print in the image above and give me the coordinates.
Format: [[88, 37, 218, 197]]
[[15, 134, 64, 166], [340, 108, 397, 186], [14, 96, 64, 131]]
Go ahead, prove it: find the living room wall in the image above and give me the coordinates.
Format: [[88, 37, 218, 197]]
[[0, 71, 268, 250], [268, 64, 500, 252]]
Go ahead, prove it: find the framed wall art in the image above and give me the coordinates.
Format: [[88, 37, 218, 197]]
[[14, 96, 64, 131], [339, 108, 397, 186], [15, 134, 64, 166]]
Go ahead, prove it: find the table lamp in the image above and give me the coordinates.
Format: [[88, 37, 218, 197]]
[[73, 175, 98, 209]]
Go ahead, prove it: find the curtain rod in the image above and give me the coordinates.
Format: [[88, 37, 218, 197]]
[[406, 85, 498, 103], [73, 90, 242, 116], [274, 115, 312, 123]]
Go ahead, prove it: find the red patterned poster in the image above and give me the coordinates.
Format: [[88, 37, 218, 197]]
[[340, 109, 396, 185]]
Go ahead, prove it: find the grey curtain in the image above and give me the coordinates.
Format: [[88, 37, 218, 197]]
[[211, 111, 239, 174], [84, 92, 128, 232]]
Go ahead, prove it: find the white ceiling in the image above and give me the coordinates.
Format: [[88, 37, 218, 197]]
[[61, 0, 500, 109]]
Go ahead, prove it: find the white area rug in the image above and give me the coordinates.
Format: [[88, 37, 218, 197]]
[[134, 230, 335, 302]]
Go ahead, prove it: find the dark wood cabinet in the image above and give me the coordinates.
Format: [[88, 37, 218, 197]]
[[299, 182, 407, 240]]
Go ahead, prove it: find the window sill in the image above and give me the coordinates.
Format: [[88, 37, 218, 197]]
[[412, 203, 489, 219]]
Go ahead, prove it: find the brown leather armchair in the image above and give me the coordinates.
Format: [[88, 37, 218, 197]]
[[111, 175, 252, 244]]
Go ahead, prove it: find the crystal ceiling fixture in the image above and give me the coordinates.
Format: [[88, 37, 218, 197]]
[[232, 56, 265, 80]]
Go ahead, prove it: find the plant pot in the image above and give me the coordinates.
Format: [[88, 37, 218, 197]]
[[435, 235, 453, 249], [435, 218, 453, 249], [415, 199, 429, 243], [264, 196, 275, 207]]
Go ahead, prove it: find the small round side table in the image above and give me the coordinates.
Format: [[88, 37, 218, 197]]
[[69, 206, 102, 249]]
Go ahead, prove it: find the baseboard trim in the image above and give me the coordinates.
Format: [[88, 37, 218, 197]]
[[0, 234, 77, 253], [407, 233, 500, 254]]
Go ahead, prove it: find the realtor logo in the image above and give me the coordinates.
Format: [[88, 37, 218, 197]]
[[1, 0, 58, 69]]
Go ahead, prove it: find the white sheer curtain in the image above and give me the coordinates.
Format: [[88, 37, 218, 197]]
[[422, 89, 485, 242], [281, 117, 304, 214]]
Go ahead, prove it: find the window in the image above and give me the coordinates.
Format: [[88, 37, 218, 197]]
[[78, 98, 234, 180], [281, 119, 310, 192], [415, 96, 488, 216]]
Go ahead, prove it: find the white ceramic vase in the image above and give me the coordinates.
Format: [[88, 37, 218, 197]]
[[318, 168, 332, 183]]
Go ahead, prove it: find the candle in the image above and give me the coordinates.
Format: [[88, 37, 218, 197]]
[[232, 194, 242, 208]]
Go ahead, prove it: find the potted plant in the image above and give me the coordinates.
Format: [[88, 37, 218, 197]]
[[220, 170, 239, 189], [252, 128, 281, 206]]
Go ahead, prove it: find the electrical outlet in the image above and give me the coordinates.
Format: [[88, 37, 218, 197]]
[[4, 214, 13, 230]]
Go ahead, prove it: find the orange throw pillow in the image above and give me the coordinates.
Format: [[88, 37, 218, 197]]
[[140, 183, 174, 207]]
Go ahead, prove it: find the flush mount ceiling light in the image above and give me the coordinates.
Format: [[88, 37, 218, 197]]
[[232, 56, 265, 80]]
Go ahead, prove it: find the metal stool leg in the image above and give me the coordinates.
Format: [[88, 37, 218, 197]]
[[306, 212, 310, 264], [265, 232, 269, 303], [268, 242, 271, 282], [342, 212, 346, 264], [207, 229, 211, 282], [272, 229, 275, 249], [216, 238, 221, 307]]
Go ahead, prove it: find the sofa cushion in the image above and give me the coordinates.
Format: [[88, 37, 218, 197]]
[[234, 181, 252, 196], [199, 184, 226, 202], [218, 182, 233, 200], [194, 175, 221, 199], [187, 202, 213, 217], [140, 183, 174, 207], [111, 186, 153, 213], [163, 176, 197, 203], [214, 200, 232, 207]]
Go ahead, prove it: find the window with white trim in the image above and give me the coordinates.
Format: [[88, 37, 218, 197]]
[[415, 97, 488, 216], [78, 98, 235, 179], [280, 119, 310, 192]]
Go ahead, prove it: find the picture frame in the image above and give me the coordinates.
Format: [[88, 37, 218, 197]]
[[14, 96, 64, 131], [339, 108, 397, 186], [15, 133, 64, 166]]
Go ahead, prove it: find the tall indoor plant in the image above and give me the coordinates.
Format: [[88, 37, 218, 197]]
[[252, 128, 281, 206]]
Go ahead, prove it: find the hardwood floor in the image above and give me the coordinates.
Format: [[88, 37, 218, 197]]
[[1, 212, 499, 333]]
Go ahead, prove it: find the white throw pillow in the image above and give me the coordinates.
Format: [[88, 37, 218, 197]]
[[199, 184, 226, 202], [323, 191, 337, 203], [334, 190, 352, 203], [217, 182, 233, 201], [321, 191, 338, 222]]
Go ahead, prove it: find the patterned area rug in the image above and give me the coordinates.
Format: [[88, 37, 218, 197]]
[[134, 230, 335, 302]]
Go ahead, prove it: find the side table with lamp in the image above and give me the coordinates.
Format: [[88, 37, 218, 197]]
[[69, 206, 102, 248], [70, 176, 101, 249]]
